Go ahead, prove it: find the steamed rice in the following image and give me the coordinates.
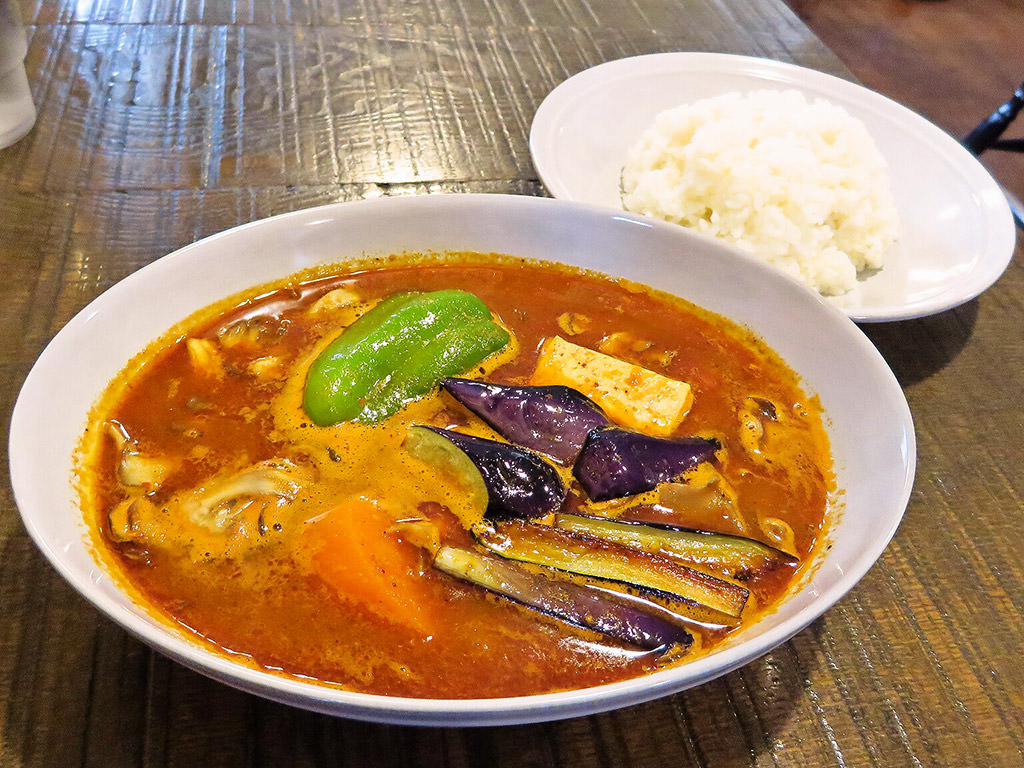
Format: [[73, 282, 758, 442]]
[[620, 89, 899, 296]]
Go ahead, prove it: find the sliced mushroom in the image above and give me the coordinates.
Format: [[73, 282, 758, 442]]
[[107, 421, 175, 490], [307, 286, 363, 316], [180, 459, 317, 532], [556, 312, 591, 336], [247, 356, 285, 379], [186, 337, 225, 379], [216, 316, 286, 349]]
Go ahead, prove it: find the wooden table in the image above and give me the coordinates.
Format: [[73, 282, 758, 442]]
[[2, 1, 1022, 765]]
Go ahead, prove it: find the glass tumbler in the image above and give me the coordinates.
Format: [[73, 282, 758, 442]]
[[0, 0, 35, 149]]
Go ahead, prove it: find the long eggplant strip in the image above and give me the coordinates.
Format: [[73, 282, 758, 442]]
[[476, 522, 749, 618], [572, 576, 739, 632], [433, 546, 694, 651], [553, 513, 796, 580]]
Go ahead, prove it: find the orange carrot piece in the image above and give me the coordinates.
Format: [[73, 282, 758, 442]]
[[306, 498, 436, 635]]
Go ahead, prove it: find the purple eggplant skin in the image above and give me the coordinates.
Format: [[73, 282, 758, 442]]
[[574, 427, 721, 502], [418, 426, 567, 521], [441, 378, 609, 464], [433, 545, 693, 651]]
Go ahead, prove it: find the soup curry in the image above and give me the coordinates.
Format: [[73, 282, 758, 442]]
[[78, 255, 833, 699]]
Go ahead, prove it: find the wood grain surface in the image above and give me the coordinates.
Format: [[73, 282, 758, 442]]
[[787, 0, 1024, 204], [2, 0, 1022, 766]]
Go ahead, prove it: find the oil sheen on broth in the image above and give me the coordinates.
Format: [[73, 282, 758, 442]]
[[78, 255, 833, 699]]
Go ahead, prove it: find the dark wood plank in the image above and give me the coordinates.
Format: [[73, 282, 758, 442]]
[[784, 0, 1024, 201], [3, 1, 1023, 767]]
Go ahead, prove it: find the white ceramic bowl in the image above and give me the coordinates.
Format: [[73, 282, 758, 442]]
[[9, 194, 915, 726]]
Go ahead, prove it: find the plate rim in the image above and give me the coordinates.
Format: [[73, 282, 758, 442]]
[[529, 51, 1017, 323]]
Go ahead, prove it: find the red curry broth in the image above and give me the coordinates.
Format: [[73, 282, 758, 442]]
[[80, 256, 832, 698]]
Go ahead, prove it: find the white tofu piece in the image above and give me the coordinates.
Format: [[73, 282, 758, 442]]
[[530, 336, 693, 436]]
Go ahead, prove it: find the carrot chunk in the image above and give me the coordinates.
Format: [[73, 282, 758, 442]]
[[305, 498, 435, 635]]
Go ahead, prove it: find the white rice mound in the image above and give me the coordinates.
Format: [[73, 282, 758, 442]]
[[621, 89, 899, 296]]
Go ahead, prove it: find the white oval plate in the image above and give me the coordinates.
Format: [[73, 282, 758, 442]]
[[530, 53, 1016, 323], [10, 194, 915, 726]]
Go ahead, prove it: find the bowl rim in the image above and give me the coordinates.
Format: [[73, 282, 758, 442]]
[[9, 193, 916, 726]]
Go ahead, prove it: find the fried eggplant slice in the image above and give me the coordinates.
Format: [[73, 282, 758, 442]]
[[405, 426, 566, 521], [574, 427, 721, 502], [433, 545, 693, 650], [441, 378, 609, 464], [554, 513, 797, 580], [476, 522, 748, 620]]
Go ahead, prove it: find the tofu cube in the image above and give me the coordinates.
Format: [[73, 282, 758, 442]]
[[530, 336, 693, 436]]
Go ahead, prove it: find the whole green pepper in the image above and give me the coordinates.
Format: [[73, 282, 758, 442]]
[[303, 289, 511, 426]]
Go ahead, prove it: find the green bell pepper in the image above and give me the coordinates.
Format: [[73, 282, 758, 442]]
[[303, 289, 510, 426]]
